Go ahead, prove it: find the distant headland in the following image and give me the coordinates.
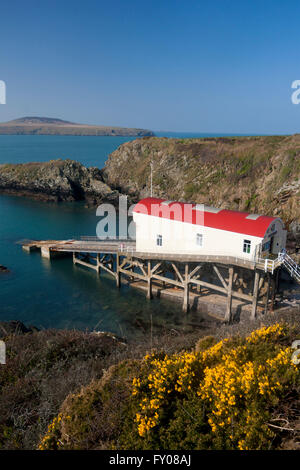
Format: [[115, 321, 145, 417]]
[[0, 116, 154, 137]]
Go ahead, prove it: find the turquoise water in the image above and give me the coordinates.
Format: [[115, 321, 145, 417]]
[[0, 135, 206, 338], [0, 135, 137, 168]]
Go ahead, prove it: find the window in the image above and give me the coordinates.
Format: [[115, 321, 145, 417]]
[[243, 239, 251, 254], [156, 234, 162, 246], [262, 240, 271, 252], [196, 233, 203, 247]]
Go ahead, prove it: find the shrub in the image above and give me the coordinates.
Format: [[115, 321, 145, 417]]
[[39, 323, 300, 450], [124, 323, 299, 450]]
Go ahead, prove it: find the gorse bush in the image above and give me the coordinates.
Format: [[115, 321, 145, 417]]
[[128, 323, 298, 450], [39, 323, 299, 450]]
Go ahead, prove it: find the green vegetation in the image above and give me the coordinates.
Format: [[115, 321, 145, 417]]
[[1, 313, 299, 451], [184, 183, 200, 200], [104, 134, 300, 226], [38, 322, 299, 451]]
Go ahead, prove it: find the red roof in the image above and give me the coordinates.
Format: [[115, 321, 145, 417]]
[[132, 197, 278, 238]]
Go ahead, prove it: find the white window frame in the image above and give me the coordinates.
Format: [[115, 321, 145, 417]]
[[156, 234, 162, 247], [196, 233, 203, 247], [243, 239, 251, 254]]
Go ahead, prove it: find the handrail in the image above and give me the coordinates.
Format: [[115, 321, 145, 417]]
[[80, 235, 136, 242]]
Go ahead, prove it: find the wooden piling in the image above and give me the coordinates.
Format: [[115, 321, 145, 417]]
[[270, 274, 276, 313], [116, 252, 121, 288], [147, 260, 152, 299], [23, 238, 279, 321], [182, 263, 189, 313], [97, 253, 101, 275], [225, 266, 234, 322], [251, 270, 260, 320], [41, 246, 51, 259]]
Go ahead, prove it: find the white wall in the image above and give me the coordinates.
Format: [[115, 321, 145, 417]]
[[133, 213, 265, 260]]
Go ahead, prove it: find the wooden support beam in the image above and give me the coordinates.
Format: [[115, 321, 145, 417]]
[[132, 260, 147, 277], [190, 278, 227, 294], [189, 265, 202, 281], [98, 261, 116, 278], [182, 263, 190, 313], [264, 272, 270, 315], [192, 273, 202, 293], [171, 263, 183, 283], [152, 273, 182, 287], [116, 252, 121, 288], [151, 262, 162, 275], [119, 268, 147, 282], [225, 266, 234, 322], [213, 265, 228, 290], [73, 257, 98, 271], [119, 258, 128, 269], [97, 253, 101, 275], [270, 274, 276, 313], [275, 268, 280, 294], [147, 260, 152, 299], [251, 270, 260, 320]]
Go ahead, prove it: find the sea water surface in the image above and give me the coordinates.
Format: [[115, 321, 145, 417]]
[[0, 134, 213, 338]]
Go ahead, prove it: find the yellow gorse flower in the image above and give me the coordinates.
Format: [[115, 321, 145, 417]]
[[131, 324, 299, 447]]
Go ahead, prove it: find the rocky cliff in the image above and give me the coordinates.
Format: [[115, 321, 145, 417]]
[[0, 159, 119, 204], [103, 135, 300, 239]]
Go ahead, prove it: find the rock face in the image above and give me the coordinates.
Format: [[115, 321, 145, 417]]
[[0, 265, 9, 273], [103, 135, 300, 237], [0, 116, 154, 137], [0, 321, 38, 339], [0, 159, 120, 204]]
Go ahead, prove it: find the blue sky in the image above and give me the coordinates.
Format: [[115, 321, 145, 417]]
[[1, 0, 300, 134]]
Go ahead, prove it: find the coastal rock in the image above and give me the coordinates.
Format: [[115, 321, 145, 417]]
[[0, 159, 121, 205], [103, 135, 300, 231], [0, 320, 39, 339], [0, 265, 9, 273], [290, 220, 300, 240]]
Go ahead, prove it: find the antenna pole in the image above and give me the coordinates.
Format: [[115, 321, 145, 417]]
[[150, 161, 153, 197]]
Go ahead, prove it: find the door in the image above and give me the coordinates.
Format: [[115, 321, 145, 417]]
[[269, 236, 274, 253]]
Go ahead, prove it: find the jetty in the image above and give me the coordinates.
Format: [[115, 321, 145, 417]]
[[21, 237, 291, 322]]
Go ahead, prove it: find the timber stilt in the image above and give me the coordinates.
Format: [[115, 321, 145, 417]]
[[22, 238, 284, 322]]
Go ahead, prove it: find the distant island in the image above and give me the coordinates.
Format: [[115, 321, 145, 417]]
[[0, 116, 154, 136]]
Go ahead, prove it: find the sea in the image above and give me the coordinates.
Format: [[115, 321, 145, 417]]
[[0, 132, 250, 338]]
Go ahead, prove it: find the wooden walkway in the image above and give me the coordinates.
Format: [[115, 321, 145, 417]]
[[22, 239, 280, 321], [22, 239, 269, 270]]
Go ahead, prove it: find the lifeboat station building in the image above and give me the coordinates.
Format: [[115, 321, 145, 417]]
[[132, 198, 287, 260]]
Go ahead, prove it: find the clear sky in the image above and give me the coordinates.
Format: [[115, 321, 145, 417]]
[[1, 0, 300, 134]]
